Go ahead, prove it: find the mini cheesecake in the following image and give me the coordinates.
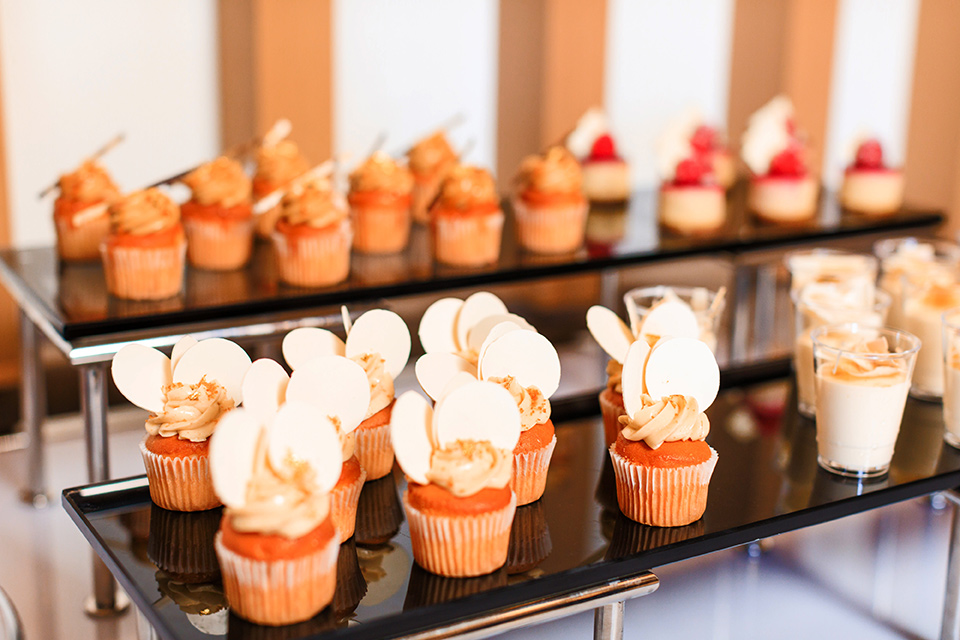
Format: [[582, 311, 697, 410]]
[[689, 125, 735, 190], [659, 158, 725, 235], [840, 139, 903, 216], [581, 135, 630, 204], [748, 147, 818, 224]]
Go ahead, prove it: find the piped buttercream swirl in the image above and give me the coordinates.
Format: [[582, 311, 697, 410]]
[[279, 182, 348, 228], [349, 152, 413, 194], [351, 352, 395, 419], [181, 157, 251, 208], [109, 188, 180, 235], [425, 440, 512, 497], [58, 160, 120, 204], [515, 146, 583, 195], [434, 165, 499, 211], [618, 393, 710, 449], [255, 140, 310, 187], [488, 375, 550, 431], [145, 378, 234, 442], [408, 132, 457, 176]]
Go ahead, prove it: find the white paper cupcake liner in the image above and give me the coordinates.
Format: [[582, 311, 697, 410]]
[[433, 211, 504, 267], [403, 490, 516, 577], [356, 421, 394, 480], [609, 445, 718, 527], [330, 461, 367, 543], [102, 239, 185, 301], [56, 214, 110, 262], [215, 529, 339, 626], [511, 434, 557, 506], [139, 438, 220, 512], [512, 198, 588, 254], [271, 219, 352, 287], [599, 390, 627, 446], [183, 216, 254, 271]]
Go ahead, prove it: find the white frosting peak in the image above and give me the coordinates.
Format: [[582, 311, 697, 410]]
[[741, 95, 795, 174], [566, 107, 610, 159]]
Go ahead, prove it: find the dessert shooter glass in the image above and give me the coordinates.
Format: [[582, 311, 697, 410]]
[[784, 249, 878, 298], [902, 279, 960, 400], [942, 309, 960, 448], [792, 289, 890, 418], [874, 237, 960, 330], [811, 323, 919, 478], [623, 286, 726, 353]]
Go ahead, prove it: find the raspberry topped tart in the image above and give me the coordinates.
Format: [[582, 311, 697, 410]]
[[657, 154, 725, 236], [840, 138, 904, 216], [565, 108, 630, 204], [53, 159, 120, 261]]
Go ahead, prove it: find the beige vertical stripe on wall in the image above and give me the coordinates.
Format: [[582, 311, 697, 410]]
[[0, 19, 19, 386]]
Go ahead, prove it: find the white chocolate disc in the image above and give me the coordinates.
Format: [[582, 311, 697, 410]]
[[620, 340, 652, 419], [586, 306, 634, 363], [241, 359, 289, 425], [346, 309, 411, 379], [479, 331, 561, 398], [638, 300, 699, 343], [465, 313, 534, 354], [455, 292, 508, 353], [477, 321, 526, 374], [285, 355, 370, 433], [415, 353, 477, 401], [172, 338, 252, 405], [438, 371, 479, 401], [282, 327, 345, 371], [419, 298, 463, 354], [434, 381, 520, 451], [170, 336, 198, 371], [643, 337, 720, 412], [209, 408, 262, 508], [268, 400, 342, 494], [111, 344, 172, 413], [341, 305, 353, 335], [389, 391, 434, 485]]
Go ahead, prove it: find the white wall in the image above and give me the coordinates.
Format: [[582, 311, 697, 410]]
[[823, 0, 919, 189], [604, 0, 735, 188], [332, 0, 499, 177], [0, 0, 220, 248]]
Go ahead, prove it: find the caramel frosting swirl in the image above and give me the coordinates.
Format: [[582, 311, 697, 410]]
[[228, 435, 331, 539], [819, 336, 909, 386], [255, 140, 310, 187], [515, 146, 583, 195], [58, 160, 120, 203], [435, 165, 499, 211], [618, 394, 710, 449], [145, 378, 234, 442], [351, 352, 395, 419], [349, 151, 413, 194], [425, 440, 513, 497], [109, 188, 180, 235], [408, 132, 457, 176], [279, 182, 348, 228], [606, 359, 623, 394], [181, 157, 251, 208], [489, 375, 550, 431]]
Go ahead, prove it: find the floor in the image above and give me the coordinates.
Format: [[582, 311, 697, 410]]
[[0, 408, 953, 640]]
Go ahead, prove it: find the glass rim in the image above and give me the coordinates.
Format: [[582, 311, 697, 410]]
[[942, 307, 960, 329], [623, 284, 722, 301], [783, 248, 877, 272], [791, 287, 891, 312], [873, 236, 960, 262], [810, 322, 921, 359]]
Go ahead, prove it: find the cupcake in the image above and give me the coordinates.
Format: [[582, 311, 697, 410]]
[[282, 308, 412, 481], [565, 108, 631, 204], [840, 138, 904, 216], [408, 132, 458, 224], [742, 96, 819, 224], [391, 382, 521, 577], [271, 173, 352, 288], [348, 151, 414, 254], [253, 134, 310, 238], [54, 159, 120, 261], [180, 157, 254, 270], [513, 147, 588, 254], [111, 336, 252, 511], [210, 401, 344, 626], [101, 188, 185, 301], [610, 336, 720, 526], [429, 165, 505, 267]]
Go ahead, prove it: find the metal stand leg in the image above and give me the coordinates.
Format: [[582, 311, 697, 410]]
[[80, 363, 129, 617], [18, 311, 48, 508], [593, 601, 624, 640], [942, 491, 960, 639]]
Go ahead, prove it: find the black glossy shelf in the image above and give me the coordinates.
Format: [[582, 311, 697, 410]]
[[1, 188, 942, 341], [63, 376, 960, 640]]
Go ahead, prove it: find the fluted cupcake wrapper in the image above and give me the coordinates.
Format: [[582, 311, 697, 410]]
[[333, 539, 367, 619], [512, 198, 588, 254], [56, 214, 110, 262], [356, 421, 394, 481], [599, 390, 627, 447], [350, 202, 412, 254], [147, 505, 221, 583], [404, 566, 506, 609], [102, 240, 185, 301], [139, 439, 220, 512], [433, 212, 504, 267], [403, 490, 516, 578], [331, 464, 367, 543], [183, 216, 254, 271], [355, 476, 404, 547], [271, 219, 352, 288], [215, 531, 339, 627], [511, 435, 557, 506], [609, 446, 718, 527]]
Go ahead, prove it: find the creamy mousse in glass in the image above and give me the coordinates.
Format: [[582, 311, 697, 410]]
[[942, 308, 960, 448], [623, 285, 725, 353], [812, 323, 919, 478], [874, 237, 960, 330], [785, 249, 878, 301], [903, 281, 960, 399]]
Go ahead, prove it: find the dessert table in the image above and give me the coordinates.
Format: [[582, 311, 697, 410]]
[[63, 376, 960, 640]]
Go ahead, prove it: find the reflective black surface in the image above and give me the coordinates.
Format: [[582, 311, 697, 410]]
[[4, 189, 941, 340], [64, 377, 960, 640]]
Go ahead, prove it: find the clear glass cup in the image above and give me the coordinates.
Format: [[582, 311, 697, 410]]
[[902, 279, 960, 400], [784, 249, 878, 298], [793, 287, 890, 418], [812, 323, 919, 478], [942, 308, 960, 448], [874, 237, 960, 330], [622, 285, 725, 353]]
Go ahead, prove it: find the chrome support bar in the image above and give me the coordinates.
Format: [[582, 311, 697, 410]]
[[0, 586, 23, 640], [594, 601, 625, 640], [943, 491, 960, 640], [18, 311, 48, 508]]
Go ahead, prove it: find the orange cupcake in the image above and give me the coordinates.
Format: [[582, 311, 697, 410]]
[[408, 132, 458, 224], [348, 152, 414, 254], [513, 146, 588, 254], [599, 364, 627, 447], [180, 157, 253, 271], [54, 160, 119, 261], [253, 139, 310, 238], [329, 436, 366, 543], [430, 165, 504, 267], [271, 177, 352, 288], [101, 188, 185, 301]]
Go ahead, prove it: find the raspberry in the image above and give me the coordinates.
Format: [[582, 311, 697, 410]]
[[674, 158, 705, 185], [855, 139, 884, 169], [589, 134, 617, 160], [690, 125, 717, 153], [768, 147, 805, 177]]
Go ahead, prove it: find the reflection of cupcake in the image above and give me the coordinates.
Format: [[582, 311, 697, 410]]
[[120, 508, 152, 563], [101, 188, 185, 301], [272, 175, 352, 288], [348, 152, 414, 254], [155, 570, 229, 636], [506, 501, 552, 574], [226, 609, 336, 640], [606, 513, 704, 560], [408, 132, 458, 224], [180, 157, 254, 271], [403, 565, 506, 609], [148, 504, 221, 583], [253, 139, 310, 238], [355, 474, 404, 546], [54, 160, 119, 261], [513, 147, 588, 254], [430, 165, 504, 267], [333, 538, 367, 621]]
